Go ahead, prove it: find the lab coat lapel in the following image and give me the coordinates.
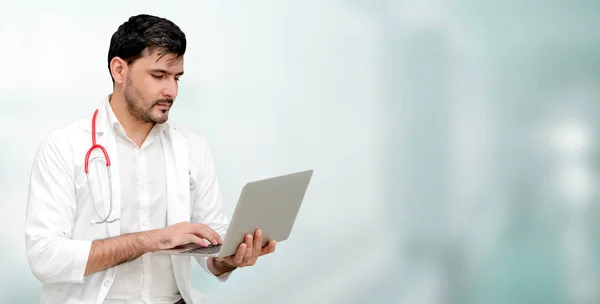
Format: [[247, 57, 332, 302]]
[[86, 100, 122, 238], [160, 127, 193, 303], [161, 127, 190, 226]]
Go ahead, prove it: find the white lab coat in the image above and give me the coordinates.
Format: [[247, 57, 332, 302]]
[[24, 98, 231, 304]]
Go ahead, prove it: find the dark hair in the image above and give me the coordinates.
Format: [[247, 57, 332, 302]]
[[107, 14, 186, 83]]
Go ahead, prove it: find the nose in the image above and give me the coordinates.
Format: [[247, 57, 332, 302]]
[[161, 78, 178, 99]]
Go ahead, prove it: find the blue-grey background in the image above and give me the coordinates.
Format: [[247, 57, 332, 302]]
[[1, 1, 599, 303]]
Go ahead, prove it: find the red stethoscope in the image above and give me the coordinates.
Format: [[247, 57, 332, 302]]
[[83, 108, 193, 224], [85, 109, 120, 224]]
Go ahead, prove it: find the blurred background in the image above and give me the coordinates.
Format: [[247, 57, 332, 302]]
[[1, 0, 599, 303]]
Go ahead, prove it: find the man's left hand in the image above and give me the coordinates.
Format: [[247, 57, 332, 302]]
[[210, 229, 276, 275]]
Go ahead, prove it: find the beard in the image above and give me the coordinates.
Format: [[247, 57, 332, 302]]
[[123, 74, 173, 124]]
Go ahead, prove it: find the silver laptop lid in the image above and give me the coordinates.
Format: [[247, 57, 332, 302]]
[[218, 169, 314, 257]]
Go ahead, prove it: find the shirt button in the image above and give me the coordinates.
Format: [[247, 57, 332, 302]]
[[103, 280, 111, 287]]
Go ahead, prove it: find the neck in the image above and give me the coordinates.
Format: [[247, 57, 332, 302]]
[[109, 93, 154, 148]]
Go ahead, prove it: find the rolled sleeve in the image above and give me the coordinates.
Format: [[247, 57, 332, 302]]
[[71, 239, 93, 282], [25, 133, 92, 284]]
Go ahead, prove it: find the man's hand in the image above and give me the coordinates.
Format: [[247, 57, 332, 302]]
[[209, 229, 276, 276], [148, 221, 223, 251], [84, 222, 222, 276]]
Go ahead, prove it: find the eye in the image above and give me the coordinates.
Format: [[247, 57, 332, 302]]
[[152, 74, 163, 79]]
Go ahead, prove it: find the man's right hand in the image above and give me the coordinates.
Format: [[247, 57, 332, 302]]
[[146, 222, 223, 251], [85, 222, 222, 276]]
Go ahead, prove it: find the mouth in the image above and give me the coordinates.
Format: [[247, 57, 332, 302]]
[[155, 103, 171, 110]]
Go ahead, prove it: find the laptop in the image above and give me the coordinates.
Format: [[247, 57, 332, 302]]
[[156, 169, 314, 257]]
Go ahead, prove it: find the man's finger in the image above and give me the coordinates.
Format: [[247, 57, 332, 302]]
[[242, 234, 254, 263], [185, 234, 208, 247], [190, 225, 220, 245], [202, 226, 221, 245], [253, 229, 262, 257], [261, 240, 276, 255], [233, 243, 247, 265]]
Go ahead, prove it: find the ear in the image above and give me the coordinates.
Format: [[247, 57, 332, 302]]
[[109, 57, 127, 85]]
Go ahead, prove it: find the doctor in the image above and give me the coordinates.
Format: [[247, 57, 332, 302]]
[[24, 14, 276, 304]]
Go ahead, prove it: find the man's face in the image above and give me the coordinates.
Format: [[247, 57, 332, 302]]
[[123, 50, 184, 124]]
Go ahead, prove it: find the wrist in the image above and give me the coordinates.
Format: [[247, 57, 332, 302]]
[[211, 258, 237, 274], [137, 230, 157, 253]]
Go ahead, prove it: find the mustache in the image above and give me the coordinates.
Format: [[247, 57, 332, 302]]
[[153, 99, 173, 106]]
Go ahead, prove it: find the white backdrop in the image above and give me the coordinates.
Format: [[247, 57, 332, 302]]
[[2, 1, 600, 304]]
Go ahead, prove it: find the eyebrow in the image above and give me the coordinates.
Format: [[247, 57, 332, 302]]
[[150, 69, 184, 76]]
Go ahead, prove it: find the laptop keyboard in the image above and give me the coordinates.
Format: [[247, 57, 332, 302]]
[[181, 244, 222, 254]]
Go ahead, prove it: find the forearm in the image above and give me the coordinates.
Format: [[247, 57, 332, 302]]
[[84, 231, 154, 276], [208, 257, 237, 276]]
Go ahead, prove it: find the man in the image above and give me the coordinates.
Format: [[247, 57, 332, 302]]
[[24, 14, 276, 304]]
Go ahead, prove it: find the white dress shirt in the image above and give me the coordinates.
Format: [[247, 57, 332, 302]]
[[104, 100, 182, 304]]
